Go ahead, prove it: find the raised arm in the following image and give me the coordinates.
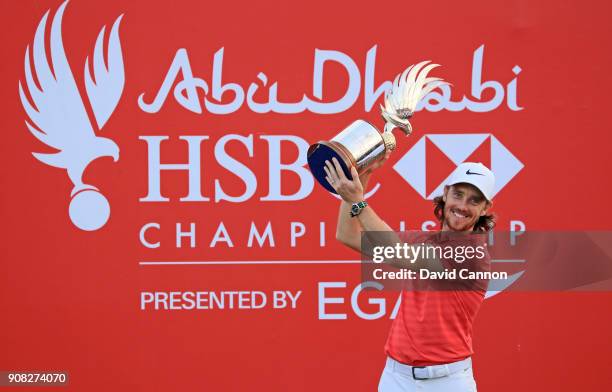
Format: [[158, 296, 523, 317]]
[[325, 155, 394, 253], [325, 156, 444, 272]]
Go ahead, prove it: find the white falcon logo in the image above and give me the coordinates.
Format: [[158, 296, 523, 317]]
[[18, 0, 125, 231]]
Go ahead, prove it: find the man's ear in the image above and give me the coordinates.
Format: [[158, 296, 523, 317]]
[[443, 186, 450, 202], [480, 201, 492, 216]]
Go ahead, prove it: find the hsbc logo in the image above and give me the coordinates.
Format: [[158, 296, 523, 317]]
[[393, 134, 523, 199]]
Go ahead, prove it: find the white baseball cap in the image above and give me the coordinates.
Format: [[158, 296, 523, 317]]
[[446, 162, 495, 201]]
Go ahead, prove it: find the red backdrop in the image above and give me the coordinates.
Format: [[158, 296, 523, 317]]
[[2, 0, 612, 390]]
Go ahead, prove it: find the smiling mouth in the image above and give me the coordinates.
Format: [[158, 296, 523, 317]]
[[452, 209, 469, 219]]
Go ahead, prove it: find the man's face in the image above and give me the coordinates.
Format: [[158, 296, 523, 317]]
[[442, 183, 491, 232]]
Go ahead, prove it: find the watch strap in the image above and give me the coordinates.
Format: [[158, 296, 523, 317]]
[[350, 201, 368, 217]]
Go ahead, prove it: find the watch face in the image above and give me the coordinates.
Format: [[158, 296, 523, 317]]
[[351, 205, 359, 214]]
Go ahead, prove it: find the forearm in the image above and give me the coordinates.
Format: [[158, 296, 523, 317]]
[[329, 161, 442, 271], [358, 204, 404, 266], [335, 174, 371, 252], [329, 156, 396, 254], [356, 204, 394, 232], [335, 201, 362, 252], [335, 173, 397, 252]]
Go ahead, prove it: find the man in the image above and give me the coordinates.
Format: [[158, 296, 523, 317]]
[[323, 156, 495, 392]]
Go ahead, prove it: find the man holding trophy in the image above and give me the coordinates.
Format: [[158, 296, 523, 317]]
[[307, 63, 495, 391]]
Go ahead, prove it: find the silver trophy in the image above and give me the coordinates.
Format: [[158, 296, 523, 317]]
[[307, 61, 448, 193]]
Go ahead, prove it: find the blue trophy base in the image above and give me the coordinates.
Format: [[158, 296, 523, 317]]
[[307, 142, 353, 194]]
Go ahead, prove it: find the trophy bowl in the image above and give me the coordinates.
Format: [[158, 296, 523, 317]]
[[307, 120, 393, 194]]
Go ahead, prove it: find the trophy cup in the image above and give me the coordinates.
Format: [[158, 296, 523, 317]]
[[307, 61, 448, 193]]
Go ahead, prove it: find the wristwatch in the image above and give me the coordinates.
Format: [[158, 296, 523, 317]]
[[350, 201, 368, 217]]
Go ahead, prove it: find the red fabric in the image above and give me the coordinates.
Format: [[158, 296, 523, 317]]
[[385, 232, 490, 366]]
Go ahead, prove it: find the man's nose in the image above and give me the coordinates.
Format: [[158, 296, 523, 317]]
[[455, 199, 468, 210]]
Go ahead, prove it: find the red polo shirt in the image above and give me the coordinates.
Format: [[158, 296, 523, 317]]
[[384, 231, 490, 366]]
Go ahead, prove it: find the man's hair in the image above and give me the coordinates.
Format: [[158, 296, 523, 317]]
[[433, 196, 496, 232]]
